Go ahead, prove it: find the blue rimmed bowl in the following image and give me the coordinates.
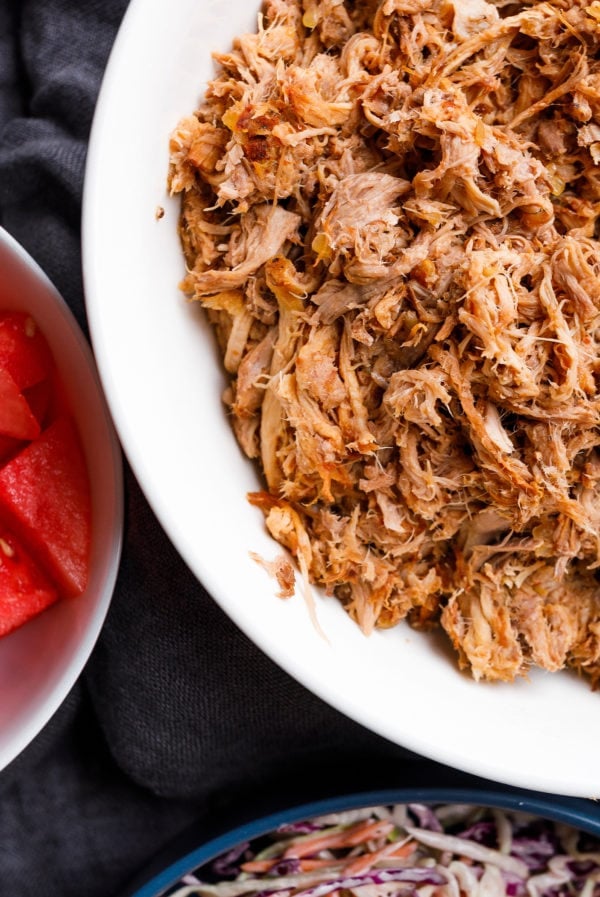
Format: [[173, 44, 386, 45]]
[[122, 787, 600, 897]]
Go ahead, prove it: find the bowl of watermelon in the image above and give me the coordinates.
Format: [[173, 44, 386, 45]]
[[0, 226, 123, 770]]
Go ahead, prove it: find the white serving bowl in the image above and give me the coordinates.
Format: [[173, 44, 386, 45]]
[[0, 226, 123, 770], [82, 0, 600, 798]]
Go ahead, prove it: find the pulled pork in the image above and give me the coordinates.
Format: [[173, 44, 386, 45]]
[[169, 0, 600, 685]]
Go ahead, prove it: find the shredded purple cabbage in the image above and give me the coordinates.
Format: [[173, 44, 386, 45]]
[[408, 804, 443, 833], [266, 859, 303, 878], [277, 823, 324, 835], [211, 841, 251, 879], [292, 866, 448, 897], [510, 837, 557, 871], [457, 821, 497, 847], [568, 860, 600, 877], [505, 879, 526, 897]]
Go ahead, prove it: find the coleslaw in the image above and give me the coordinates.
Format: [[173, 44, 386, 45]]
[[167, 803, 600, 897]]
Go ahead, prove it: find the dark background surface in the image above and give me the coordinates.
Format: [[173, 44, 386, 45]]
[[0, 2, 575, 895]]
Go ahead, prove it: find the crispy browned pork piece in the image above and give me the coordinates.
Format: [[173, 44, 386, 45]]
[[170, 0, 600, 684]]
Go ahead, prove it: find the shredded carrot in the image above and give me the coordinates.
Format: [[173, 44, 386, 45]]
[[343, 839, 416, 875], [242, 836, 414, 875], [240, 861, 279, 874], [240, 859, 340, 873], [283, 820, 395, 859], [298, 860, 345, 871]]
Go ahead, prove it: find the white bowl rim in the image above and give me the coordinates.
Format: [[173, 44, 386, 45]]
[[0, 225, 124, 770], [82, 0, 600, 800]]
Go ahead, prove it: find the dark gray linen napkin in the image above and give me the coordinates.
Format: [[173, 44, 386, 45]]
[[0, 3, 460, 895]]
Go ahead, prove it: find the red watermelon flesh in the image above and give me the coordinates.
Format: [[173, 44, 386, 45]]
[[0, 367, 41, 440], [0, 529, 59, 637], [0, 312, 52, 390], [0, 434, 23, 466], [23, 378, 52, 428], [0, 416, 91, 597]]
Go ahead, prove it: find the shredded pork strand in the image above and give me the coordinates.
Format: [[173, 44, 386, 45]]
[[170, 0, 600, 684]]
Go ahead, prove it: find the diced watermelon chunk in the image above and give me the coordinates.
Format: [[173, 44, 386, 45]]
[[0, 416, 91, 597], [0, 367, 41, 440], [0, 529, 59, 637], [0, 312, 52, 390], [23, 378, 52, 428], [0, 434, 24, 466]]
